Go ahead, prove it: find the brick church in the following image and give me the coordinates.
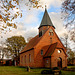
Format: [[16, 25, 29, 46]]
[[20, 8, 67, 68]]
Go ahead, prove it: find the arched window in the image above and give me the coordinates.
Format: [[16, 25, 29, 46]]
[[50, 38, 52, 44], [39, 31, 42, 37], [41, 50, 43, 55], [21, 56, 23, 63], [49, 29, 53, 36], [47, 59, 48, 63], [25, 55, 26, 63], [29, 54, 31, 62]]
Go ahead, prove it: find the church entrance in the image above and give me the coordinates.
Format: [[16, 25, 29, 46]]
[[57, 57, 62, 68]]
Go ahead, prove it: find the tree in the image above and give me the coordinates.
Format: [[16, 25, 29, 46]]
[[0, 0, 41, 35], [62, 0, 75, 42], [60, 33, 69, 49], [6, 36, 26, 65], [60, 33, 75, 64]]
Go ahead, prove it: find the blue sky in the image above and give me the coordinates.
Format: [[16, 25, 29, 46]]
[[0, 0, 75, 51], [1, 0, 68, 41], [1, 0, 73, 49]]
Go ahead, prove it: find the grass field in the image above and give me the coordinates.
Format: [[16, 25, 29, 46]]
[[0, 66, 75, 75]]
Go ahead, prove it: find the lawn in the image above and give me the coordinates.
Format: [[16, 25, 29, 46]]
[[0, 66, 75, 75]]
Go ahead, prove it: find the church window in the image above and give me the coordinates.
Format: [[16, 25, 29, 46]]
[[39, 31, 42, 37], [49, 32, 53, 36], [49, 29, 53, 36], [25, 55, 26, 63], [47, 59, 48, 63], [41, 50, 43, 55], [50, 38, 52, 44], [58, 50, 61, 53], [21, 56, 23, 63], [29, 54, 31, 62], [51, 32, 53, 36]]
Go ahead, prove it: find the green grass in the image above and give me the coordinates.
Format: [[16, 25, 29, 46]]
[[0, 66, 75, 75], [67, 66, 75, 69]]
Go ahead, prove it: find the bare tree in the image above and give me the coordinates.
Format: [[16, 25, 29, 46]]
[[0, 0, 41, 35], [61, 0, 75, 42]]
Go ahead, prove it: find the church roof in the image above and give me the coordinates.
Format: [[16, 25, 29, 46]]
[[44, 42, 67, 57], [44, 43, 57, 57], [20, 35, 42, 53], [39, 8, 55, 29]]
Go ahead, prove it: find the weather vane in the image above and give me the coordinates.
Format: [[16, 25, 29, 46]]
[[45, 5, 47, 8]]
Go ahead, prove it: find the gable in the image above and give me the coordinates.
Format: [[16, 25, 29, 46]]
[[21, 26, 67, 54], [44, 43, 57, 57], [35, 26, 66, 51]]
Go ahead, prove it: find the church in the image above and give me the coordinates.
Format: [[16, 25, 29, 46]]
[[20, 8, 67, 68]]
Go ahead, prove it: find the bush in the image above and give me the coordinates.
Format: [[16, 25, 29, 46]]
[[52, 67, 59, 70], [62, 67, 67, 70], [41, 69, 53, 74]]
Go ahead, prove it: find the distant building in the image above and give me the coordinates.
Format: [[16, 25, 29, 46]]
[[20, 8, 67, 68], [0, 46, 12, 66], [0, 46, 6, 59]]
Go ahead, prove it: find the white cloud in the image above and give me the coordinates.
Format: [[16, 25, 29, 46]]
[[49, 12, 68, 37], [39, 0, 62, 9], [0, 0, 64, 42]]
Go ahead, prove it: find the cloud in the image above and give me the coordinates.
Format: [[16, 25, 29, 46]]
[[0, 0, 64, 42], [39, 0, 62, 9], [49, 12, 68, 37]]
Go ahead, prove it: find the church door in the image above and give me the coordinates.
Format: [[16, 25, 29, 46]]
[[57, 57, 62, 68]]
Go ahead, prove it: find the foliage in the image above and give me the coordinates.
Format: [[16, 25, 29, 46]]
[[67, 48, 75, 60], [61, 0, 75, 42], [52, 67, 59, 70], [41, 69, 53, 74], [0, 42, 9, 59], [0, 0, 41, 35], [60, 33, 75, 62], [6, 36, 26, 59]]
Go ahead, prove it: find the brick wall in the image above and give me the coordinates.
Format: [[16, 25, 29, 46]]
[[20, 49, 35, 67]]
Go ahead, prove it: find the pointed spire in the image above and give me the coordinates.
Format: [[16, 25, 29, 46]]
[[39, 7, 55, 29]]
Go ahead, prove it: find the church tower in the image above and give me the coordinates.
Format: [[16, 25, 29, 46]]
[[38, 7, 55, 37]]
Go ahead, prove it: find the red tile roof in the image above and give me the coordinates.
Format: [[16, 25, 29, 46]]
[[20, 35, 42, 53], [44, 43, 57, 57]]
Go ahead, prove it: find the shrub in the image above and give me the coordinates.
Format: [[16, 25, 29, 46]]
[[41, 69, 53, 74], [62, 67, 67, 70], [52, 67, 59, 70]]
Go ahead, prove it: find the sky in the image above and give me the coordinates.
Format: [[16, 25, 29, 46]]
[[0, 0, 74, 51]]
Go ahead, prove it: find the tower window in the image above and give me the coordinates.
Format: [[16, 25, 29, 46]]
[[41, 50, 43, 55], [50, 38, 52, 44], [39, 31, 42, 37], [49, 32, 53, 36], [49, 29, 53, 36]]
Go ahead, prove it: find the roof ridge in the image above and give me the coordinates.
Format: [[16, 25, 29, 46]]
[[44, 42, 58, 57]]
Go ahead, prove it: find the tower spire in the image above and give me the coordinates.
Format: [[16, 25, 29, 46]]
[[38, 7, 55, 29], [45, 5, 46, 9]]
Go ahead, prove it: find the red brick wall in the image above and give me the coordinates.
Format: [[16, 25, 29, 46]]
[[33, 26, 67, 67], [51, 49, 67, 68], [20, 26, 67, 68], [20, 49, 35, 67]]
